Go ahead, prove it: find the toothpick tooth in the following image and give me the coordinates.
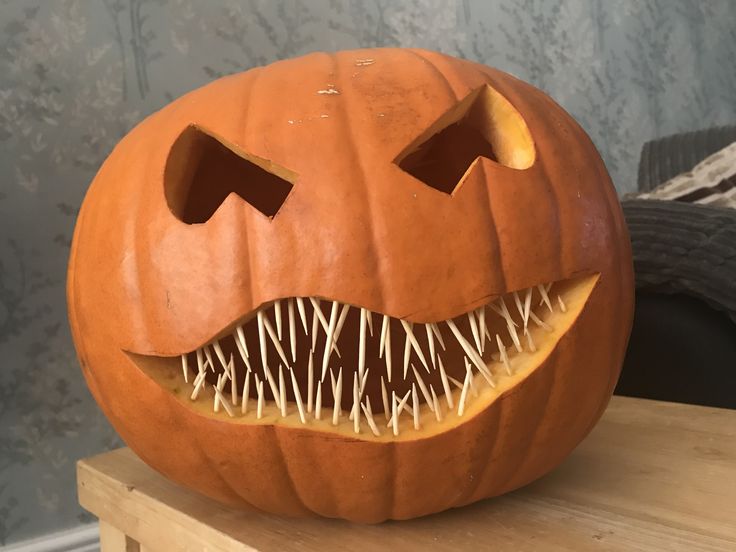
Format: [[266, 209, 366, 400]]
[[358, 308, 367, 380], [296, 297, 309, 334], [412, 383, 420, 430], [320, 301, 340, 381], [529, 310, 553, 332], [241, 372, 250, 414], [384, 324, 392, 382], [431, 385, 443, 422], [336, 369, 344, 415], [181, 354, 189, 383], [525, 328, 537, 352], [430, 322, 446, 350], [214, 373, 225, 412], [446, 319, 494, 383], [478, 308, 487, 353], [310, 306, 319, 351], [329, 368, 338, 404], [538, 284, 553, 312], [213, 376, 234, 417], [425, 324, 436, 369], [379, 315, 389, 358], [397, 390, 412, 416], [331, 303, 351, 354], [400, 320, 430, 372], [234, 330, 252, 371], [363, 308, 372, 336], [361, 398, 381, 437], [288, 299, 296, 362], [204, 345, 215, 372], [309, 297, 330, 333], [500, 296, 518, 327], [262, 364, 281, 409], [523, 288, 532, 330], [513, 291, 525, 323], [360, 368, 370, 396], [190, 370, 206, 400], [350, 367, 370, 421], [464, 357, 478, 397], [229, 355, 238, 405], [411, 364, 435, 412], [457, 369, 471, 417], [387, 390, 412, 428], [196, 348, 205, 375], [256, 376, 264, 419], [506, 320, 523, 353], [212, 341, 230, 377], [315, 380, 322, 420], [257, 310, 269, 373], [491, 298, 519, 328], [380, 376, 390, 421], [262, 314, 290, 368], [448, 375, 464, 390], [468, 311, 483, 356], [557, 294, 567, 313], [332, 367, 343, 426], [236, 325, 250, 358], [352, 372, 360, 434], [438, 356, 454, 409], [391, 392, 399, 436], [403, 327, 411, 379], [307, 350, 314, 413], [290, 369, 307, 424], [496, 334, 512, 375], [278, 365, 287, 417], [274, 300, 283, 340]]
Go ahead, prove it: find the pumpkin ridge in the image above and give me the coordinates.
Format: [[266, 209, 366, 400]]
[[330, 50, 387, 308], [405, 48, 460, 100]]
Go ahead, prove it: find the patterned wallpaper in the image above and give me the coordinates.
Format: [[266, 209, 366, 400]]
[[0, 0, 734, 544]]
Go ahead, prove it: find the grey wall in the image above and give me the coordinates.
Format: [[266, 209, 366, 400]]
[[1, 0, 734, 544]]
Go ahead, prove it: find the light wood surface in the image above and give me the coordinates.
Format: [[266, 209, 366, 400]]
[[77, 396, 736, 551]]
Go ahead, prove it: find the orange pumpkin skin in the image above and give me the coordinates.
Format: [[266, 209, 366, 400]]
[[68, 48, 633, 522]]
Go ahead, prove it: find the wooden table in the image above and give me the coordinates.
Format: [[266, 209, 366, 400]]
[[77, 396, 736, 551]]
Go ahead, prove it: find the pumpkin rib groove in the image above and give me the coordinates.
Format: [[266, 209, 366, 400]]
[[230, 66, 264, 318], [476, 159, 508, 292], [329, 51, 386, 309], [269, 426, 313, 515], [165, 399, 249, 507], [460, 390, 505, 506], [516, 92, 565, 280], [405, 48, 460, 100], [500, 343, 561, 495]]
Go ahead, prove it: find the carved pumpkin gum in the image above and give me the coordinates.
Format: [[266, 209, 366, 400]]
[[68, 48, 633, 522]]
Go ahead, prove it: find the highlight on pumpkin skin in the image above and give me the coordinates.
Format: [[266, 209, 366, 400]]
[[133, 274, 599, 440]]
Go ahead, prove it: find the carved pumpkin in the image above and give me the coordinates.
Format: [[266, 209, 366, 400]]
[[68, 48, 633, 522]]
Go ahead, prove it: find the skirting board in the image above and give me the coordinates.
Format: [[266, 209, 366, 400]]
[[1, 523, 99, 552]]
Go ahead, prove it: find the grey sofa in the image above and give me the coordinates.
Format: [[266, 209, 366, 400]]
[[615, 126, 736, 409]]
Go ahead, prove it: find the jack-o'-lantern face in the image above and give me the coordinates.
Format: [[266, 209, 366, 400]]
[[68, 49, 633, 522]]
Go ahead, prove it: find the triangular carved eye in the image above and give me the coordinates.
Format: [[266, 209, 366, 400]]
[[395, 84, 535, 195], [165, 125, 295, 224]]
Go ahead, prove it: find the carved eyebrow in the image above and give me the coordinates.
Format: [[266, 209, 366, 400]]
[[164, 125, 296, 224], [394, 84, 535, 195]]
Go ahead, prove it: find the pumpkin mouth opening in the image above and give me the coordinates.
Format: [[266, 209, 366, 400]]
[[132, 274, 598, 440]]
